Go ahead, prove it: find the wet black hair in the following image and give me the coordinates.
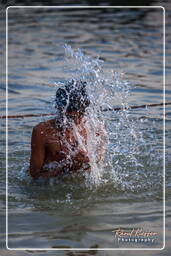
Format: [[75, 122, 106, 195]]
[[55, 80, 90, 115]]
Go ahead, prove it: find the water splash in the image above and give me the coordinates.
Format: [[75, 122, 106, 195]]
[[52, 45, 140, 188], [18, 45, 163, 194], [54, 45, 162, 192]]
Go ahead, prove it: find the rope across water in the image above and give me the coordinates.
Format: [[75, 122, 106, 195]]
[[1, 102, 171, 119]]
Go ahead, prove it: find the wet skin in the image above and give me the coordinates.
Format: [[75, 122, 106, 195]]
[[29, 112, 90, 179]]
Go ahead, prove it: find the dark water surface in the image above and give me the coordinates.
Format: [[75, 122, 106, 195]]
[[0, 3, 171, 255]]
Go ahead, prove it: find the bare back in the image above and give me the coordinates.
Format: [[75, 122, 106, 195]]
[[29, 118, 89, 179]]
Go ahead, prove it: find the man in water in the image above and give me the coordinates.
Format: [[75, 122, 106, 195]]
[[29, 80, 96, 179]]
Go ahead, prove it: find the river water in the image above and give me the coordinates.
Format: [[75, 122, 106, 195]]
[[0, 3, 171, 256]]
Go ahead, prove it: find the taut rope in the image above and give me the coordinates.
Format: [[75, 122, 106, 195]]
[[0, 102, 170, 119]]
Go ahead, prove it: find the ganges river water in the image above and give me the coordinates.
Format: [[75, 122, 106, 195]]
[[0, 3, 171, 256]]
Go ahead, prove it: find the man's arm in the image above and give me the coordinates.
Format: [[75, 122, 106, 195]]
[[30, 126, 66, 179], [29, 126, 45, 179], [70, 149, 90, 171], [39, 152, 89, 178]]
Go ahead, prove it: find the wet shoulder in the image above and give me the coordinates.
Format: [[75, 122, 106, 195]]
[[33, 119, 55, 134]]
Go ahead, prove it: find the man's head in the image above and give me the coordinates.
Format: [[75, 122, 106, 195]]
[[55, 80, 90, 120]]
